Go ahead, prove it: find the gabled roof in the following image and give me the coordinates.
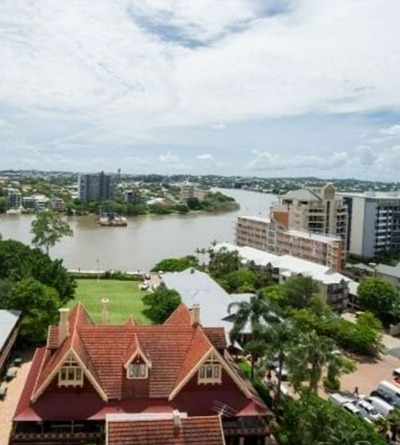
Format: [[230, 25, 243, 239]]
[[107, 414, 226, 445], [0, 309, 21, 353], [15, 303, 268, 422], [164, 304, 192, 326]]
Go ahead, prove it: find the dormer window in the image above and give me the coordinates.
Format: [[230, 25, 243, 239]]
[[58, 355, 83, 387], [128, 362, 148, 379], [198, 353, 222, 385]]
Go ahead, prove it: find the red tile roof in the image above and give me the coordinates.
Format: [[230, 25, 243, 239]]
[[15, 303, 269, 422], [163, 304, 192, 326], [108, 415, 225, 445]]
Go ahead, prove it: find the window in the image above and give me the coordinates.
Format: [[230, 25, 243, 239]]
[[128, 363, 148, 379], [58, 355, 83, 387], [198, 353, 222, 385]]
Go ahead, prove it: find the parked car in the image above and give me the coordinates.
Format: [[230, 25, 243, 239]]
[[374, 381, 400, 408], [4, 368, 16, 382], [355, 399, 383, 421], [342, 402, 372, 423], [362, 396, 394, 417], [139, 282, 150, 291], [328, 393, 352, 407]]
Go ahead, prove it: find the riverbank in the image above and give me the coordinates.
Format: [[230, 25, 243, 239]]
[[0, 189, 275, 272]]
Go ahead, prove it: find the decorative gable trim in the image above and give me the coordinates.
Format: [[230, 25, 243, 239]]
[[168, 346, 251, 401], [124, 346, 152, 370], [31, 348, 108, 403]]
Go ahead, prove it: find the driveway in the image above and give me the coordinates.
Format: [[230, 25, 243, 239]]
[[0, 349, 34, 445]]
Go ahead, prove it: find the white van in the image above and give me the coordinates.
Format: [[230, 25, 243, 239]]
[[364, 396, 394, 417], [376, 381, 400, 407], [328, 393, 352, 407]]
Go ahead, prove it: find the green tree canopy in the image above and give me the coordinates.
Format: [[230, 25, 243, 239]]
[[208, 247, 242, 279], [282, 274, 321, 309], [142, 285, 181, 324], [0, 239, 75, 304], [6, 278, 61, 344], [357, 277, 400, 324], [31, 210, 73, 255], [151, 256, 199, 273], [220, 269, 258, 293]]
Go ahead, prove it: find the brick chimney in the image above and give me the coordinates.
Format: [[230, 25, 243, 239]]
[[191, 304, 200, 326], [58, 308, 70, 346], [101, 298, 109, 325], [172, 409, 182, 435]]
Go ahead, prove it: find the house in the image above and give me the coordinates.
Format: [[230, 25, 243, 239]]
[[0, 310, 21, 376], [12, 302, 270, 445]]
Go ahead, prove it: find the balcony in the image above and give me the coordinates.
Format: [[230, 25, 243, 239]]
[[11, 431, 102, 444]]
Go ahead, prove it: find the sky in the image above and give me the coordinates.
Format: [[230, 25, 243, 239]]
[[1, 0, 400, 180]]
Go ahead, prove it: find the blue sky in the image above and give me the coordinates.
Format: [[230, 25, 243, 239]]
[[1, 0, 400, 180]]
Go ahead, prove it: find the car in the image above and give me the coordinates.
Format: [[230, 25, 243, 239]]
[[139, 282, 150, 291], [4, 368, 16, 382], [144, 273, 151, 280], [272, 361, 289, 381], [355, 399, 383, 421], [342, 402, 372, 423]]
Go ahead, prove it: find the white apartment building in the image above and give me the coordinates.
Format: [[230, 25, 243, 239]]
[[7, 188, 22, 209], [341, 191, 400, 258]]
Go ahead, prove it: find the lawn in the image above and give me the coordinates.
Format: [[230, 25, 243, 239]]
[[70, 279, 150, 325]]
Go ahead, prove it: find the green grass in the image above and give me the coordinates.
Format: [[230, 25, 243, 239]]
[[70, 279, 150, 325]]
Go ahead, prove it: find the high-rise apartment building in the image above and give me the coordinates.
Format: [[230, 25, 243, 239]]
[[272, 183, 348, 240], [78, 172, 114, 203], [180, 182, 207, 202], [235, 216, 344, 271], [341, 191, 400, 258], [7, 188, 22, 209]]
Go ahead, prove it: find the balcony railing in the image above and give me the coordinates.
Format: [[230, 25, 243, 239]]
[[11, 431, 102, 444]]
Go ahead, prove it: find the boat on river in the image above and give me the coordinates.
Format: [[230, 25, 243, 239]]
[[99, 212, 128, 227]]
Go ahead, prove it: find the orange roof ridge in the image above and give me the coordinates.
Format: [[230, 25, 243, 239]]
[[163, 303, 192, 326], [124, 315, 137, 326]]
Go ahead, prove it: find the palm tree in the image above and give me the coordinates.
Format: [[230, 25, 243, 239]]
[[288, 330, 336, 393], [261, 321, 296, 402], [228, 292, 280, 380]]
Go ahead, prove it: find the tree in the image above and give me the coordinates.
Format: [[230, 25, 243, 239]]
[[31, 210, 73, 255], [208, 247, 242, 278], [357, 278, 400, 325], [142, 285, 181, 324], [220, 269, 258, 293], [282, 274, 321, 309], [288, 330, 337, 393], [388, 408, 400, 441], [228, 292, 280, 380], [280, 393, 385, 445], [6, 278, 61, 344], [0, 239, 76, 304], [151, 256, 199, 273], [262, 321, 297, 401]]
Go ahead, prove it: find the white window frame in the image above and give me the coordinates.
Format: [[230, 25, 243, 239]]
[[127, 362, 148, 379], [58, 355, 84, 387], [198, 354, 222, 385]]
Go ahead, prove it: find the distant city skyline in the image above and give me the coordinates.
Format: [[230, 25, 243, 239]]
[[1, 1, 400, 180]]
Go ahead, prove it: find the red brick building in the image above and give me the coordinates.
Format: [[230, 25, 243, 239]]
[[12, 303, 271, 445]]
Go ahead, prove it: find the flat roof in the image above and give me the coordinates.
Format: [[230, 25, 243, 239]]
[[0, 310, 21, 352], [286, 229, 341, 243], [238, 216, 270, 224], [339, 191, 400, 200]]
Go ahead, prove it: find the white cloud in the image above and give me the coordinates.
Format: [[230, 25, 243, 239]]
[[197, 153, 213, 160], [355, 145, 377, 166], [196, 153, 224, 167], [158, 151, 181, 163], [210, 123, 226, 130], [247, 150, 349, 171], [380, 125, 400, 137]]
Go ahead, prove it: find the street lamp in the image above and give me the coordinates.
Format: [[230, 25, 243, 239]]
[[96, 259, 100, 282]]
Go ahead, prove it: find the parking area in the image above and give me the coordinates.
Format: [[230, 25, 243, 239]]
[[339, 353, 400, 398], [0, 349, 34, 445]]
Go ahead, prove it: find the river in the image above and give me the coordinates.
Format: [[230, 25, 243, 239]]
[[0, 189, 276, 271]]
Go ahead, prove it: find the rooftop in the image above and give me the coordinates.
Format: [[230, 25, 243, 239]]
[[0, 309, 21, 353]]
